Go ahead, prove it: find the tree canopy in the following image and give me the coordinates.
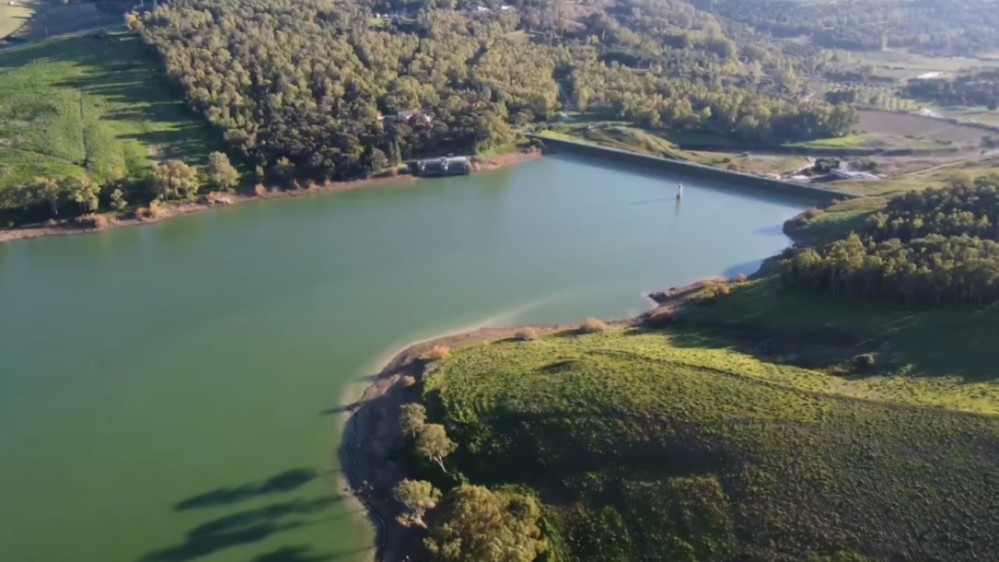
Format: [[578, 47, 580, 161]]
[[424, 485, 548, 562], [782, 177, 999, 305]]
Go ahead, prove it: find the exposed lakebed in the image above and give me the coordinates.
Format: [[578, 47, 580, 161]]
[[0, 155, 807, 561]]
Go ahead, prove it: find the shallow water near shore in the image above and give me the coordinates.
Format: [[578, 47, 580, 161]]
[[0, 154, 807, 561]]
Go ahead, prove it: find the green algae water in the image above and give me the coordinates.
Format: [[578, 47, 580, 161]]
[[0, 155, 808, 562]]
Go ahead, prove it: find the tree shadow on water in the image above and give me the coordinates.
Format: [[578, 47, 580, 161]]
[[140, 497, 343, 562], [174, 468, 318, 511], [253, 544, 371, 562]]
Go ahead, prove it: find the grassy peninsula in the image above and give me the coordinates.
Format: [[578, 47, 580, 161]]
[[352, 179, 999, 562]]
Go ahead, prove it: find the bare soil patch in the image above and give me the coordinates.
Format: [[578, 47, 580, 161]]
[[857, 110, 988, 143]]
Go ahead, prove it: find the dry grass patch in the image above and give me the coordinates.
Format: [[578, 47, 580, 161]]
[[579, 317, 609, 334], [514, 327, 539, 342], [73, 213, 113, 230], [423, 345, 451, 362]]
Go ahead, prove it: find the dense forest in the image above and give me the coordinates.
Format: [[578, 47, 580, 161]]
[[903, 71, 999, 110], [866, 177, 999, 242], [129, 0, 854, 184], [1, 0, 861, 225], [782, 177, 999, 304], [694, 0, 999, 55]]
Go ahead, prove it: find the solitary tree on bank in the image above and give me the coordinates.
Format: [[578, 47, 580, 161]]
[[393, 479, 441, 528], [416, 424, 456, 472], [400, 403, 427, 437], [207, 151, 240, 191], [152, 159, 201, 200]]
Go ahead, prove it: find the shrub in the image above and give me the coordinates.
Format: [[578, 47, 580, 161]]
[[73, 213, 112, 230], [803, 207, 824, 220], [254, 183, 268, 197], [734, 273, 749, 284], [853, 353, 877, 370], [514, 328, 539, 342], [423, 345, 451, 362], [203, 192, 234, 206], [401, 375, 417, 388], [148, 200, 166, 218], [579, 317, 609, 334], [700, 284, 732, 303]]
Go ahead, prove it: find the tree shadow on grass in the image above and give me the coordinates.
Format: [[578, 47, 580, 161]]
[[174, 468, 319, 511], [653, 324, 872, 372], [141, 497, 345, 562]]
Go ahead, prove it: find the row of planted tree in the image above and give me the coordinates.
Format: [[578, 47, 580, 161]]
[[781, 175, 999, 305]]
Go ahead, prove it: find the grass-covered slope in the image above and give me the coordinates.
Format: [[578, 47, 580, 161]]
[[0, 31, 218, 197], [422, 330, 999, 562]]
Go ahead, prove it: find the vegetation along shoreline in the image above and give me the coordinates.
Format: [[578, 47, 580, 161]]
[[0, 150, 541, 245]]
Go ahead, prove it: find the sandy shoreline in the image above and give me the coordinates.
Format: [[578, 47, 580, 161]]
[[0, 150, 542, 245]]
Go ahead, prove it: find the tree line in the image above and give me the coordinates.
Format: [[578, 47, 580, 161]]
[[0, 153, 239, 225], [903, 70, 999, 110], [127, 0, 854, 184], [781, 177, 999, 305], [865, 176, 999, 242]]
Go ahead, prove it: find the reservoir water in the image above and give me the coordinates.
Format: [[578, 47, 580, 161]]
[[0, 154, 808, 562]]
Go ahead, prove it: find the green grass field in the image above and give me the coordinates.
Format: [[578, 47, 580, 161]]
[[785, 133, 950, 153], [422, 328, 999, 561], [0, 31, 219, 198]]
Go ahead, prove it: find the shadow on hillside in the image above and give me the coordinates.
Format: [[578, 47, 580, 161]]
[[140, 496, 350, 562], [661, 288, 999, 383], [174, 468, 319, 511], [655, 324, 876, 373]]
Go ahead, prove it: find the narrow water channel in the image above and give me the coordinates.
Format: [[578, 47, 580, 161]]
[[0, 155, 807, 562]]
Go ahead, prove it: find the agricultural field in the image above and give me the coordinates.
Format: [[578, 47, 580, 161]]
[[831, 48, 999, 80], [422, 327, 999, 561], [785, 132, 951, 153], [0, 31, 219, 196], [856, 110, 987, 144], [0, 0, 118, 45]]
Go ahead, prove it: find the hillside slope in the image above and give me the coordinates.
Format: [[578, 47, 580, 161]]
[[421, 330, 999, 561]]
